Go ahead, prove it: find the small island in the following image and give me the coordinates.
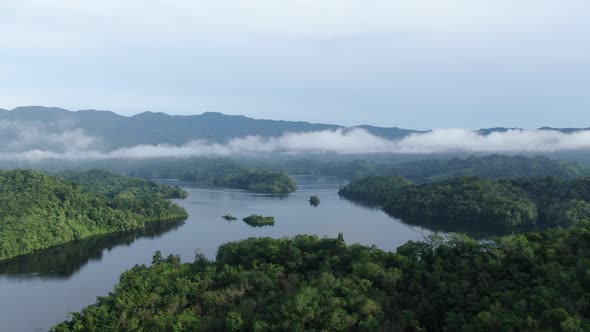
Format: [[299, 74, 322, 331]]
[[222, 214, 238, 221], [309, 195, 320, 207], [242, 214, 275, 227], [217, 171, 297, 194]]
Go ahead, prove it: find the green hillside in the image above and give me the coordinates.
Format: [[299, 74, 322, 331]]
[[53, 225, 590, 331], [340, 176, 590, 228], [0, 170, 187, 260]]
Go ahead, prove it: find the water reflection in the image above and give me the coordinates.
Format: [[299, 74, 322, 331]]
[[0, 176, 431, 332], [338, 195, 542, 239], [390, 214, 541, 239], [0, 219, 185, 279], [338, 196, 383, 210]]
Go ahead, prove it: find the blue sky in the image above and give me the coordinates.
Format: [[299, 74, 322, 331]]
[[1, 1, 589, 129]]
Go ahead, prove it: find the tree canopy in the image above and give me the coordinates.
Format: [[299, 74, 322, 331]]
[[126, 158, 297, 194], [58, 169, 188, 199], [53, 224, 590, 331], [272, 155, 590, 181], [340, 175, 590, 227], [242, 215, 275, 227], [0, 169, 187, 260]]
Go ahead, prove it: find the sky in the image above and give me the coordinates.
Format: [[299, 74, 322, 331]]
[[1, 0, 589, 129]]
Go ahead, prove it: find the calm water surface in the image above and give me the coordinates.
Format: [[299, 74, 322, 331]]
[[0, 176, 432, 332]]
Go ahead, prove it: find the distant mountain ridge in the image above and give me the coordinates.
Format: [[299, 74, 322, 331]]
[[0, 106, 588, 151], [0, 106, 423, 149]]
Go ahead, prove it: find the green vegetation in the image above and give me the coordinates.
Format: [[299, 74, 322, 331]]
[[53, 224, 590, 331], [222, 215, 238, 221], [0, 169, 187, 260], [215, 171, 297, 194], [338, 176, 413, 205], [506, 177, 590, 226], [266, 155, 590, 181], [41, 155, 583, 193], [309, 195, 320, 207], [385, 155, 590, 182], [383, 177, 538, 226], [58, 169, 188, 199], [126, 158, 297, 194], [340, 175, 590, 227], [242, 214, 275, 227]]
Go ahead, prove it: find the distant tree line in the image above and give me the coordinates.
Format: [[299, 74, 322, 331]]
[[275, 155, 590, 181], [32, 155, 585, 193], [126, 158, 297, 194]]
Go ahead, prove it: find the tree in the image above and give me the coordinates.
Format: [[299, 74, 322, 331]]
[[309, 195, 320, 207]]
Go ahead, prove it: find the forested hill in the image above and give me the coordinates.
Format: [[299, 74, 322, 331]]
[[125, 158, 297, 194], [388, 155, 590, 182], [41, 155, 584, 193], [58, 169, 187, 199], [340, 175, 590, 227], [53, 225, 590, 331], [0, 170, 187, 260]]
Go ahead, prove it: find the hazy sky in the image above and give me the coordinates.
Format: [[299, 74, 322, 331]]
[[1, 1, 589, 129]]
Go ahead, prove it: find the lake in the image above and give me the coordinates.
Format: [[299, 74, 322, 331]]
[[0, 176, 432, 332]]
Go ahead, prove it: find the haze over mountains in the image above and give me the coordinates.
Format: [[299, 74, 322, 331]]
[[0, 106, 420, 148], [0, 106, 589, 161]]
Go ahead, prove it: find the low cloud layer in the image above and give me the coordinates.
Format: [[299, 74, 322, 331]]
[[0, 119, 99, 152], [2, 127, 590, 162]]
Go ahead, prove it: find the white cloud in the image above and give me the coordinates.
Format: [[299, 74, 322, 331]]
[[0, 120, 99, 152], [395, 129, 590, 153], [2, 128, 590, 162]]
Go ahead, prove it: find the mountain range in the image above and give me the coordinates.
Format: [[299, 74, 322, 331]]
[[1, 106, 588, 151], [0, 106, 425, 150]]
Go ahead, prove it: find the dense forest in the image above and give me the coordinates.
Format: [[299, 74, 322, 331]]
[[126, 158, 297, 194], [9, 155, 582, 192], [340, 175, 590, 228], [0, 170, 187, 260], [338, 176, 413, 205], [385, 155, 589, 182], [58, 169, 188, 199], [132, 154, 589, 185], [53, 225, 590, 331]]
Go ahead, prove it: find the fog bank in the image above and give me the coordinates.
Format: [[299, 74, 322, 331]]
[[2, 127, 590, 162]]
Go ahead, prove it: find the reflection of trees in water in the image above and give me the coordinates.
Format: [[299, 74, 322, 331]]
[[340, 195, 541, 239], [383, 211, 543, 239], [0, 219, 185, 279], [338, 196, 382, 210]]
